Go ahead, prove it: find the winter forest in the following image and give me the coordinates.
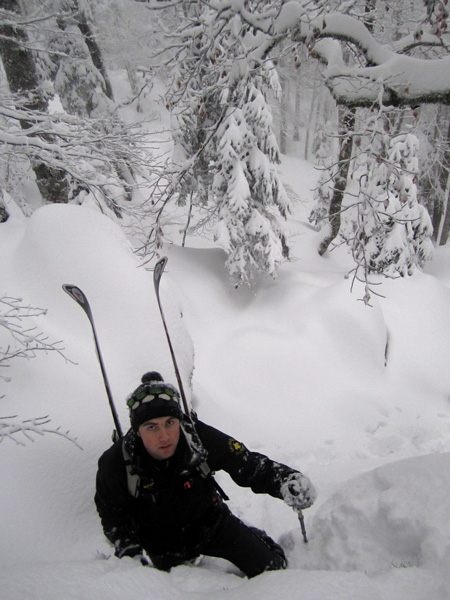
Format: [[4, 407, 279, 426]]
[[2, 0, 450, 288], [2, 1, 450, 599]]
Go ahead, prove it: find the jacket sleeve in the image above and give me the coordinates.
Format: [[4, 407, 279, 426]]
[[94, 442, 140, 547], [195, 419, 298, 499]]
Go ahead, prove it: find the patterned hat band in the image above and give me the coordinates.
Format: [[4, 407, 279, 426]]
[[127, 385, 180, 412]]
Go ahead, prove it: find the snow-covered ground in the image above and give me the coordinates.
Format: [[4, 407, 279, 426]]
[[2, 131, 450, 597]]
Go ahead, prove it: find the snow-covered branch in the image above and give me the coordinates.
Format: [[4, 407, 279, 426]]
[[0, 99, 154, 171], [0, 295, 73, 380], [307, 15, 450, 107], [185, 2, 450, 108], [0, 415, 82, 448], [287, 10, 450, 107], [0, 94, 159, 209]]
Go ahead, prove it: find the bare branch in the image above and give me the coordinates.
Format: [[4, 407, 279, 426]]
[[0, 295, 75, 380], [0, 415, 82, 449]]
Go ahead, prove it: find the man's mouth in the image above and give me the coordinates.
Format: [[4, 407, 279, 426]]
[[159, 444, 172, 450]]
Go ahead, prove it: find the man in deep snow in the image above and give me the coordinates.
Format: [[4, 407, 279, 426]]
[[95, 371, 317, 577]]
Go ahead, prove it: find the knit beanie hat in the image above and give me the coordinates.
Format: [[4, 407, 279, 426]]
[[127, 371, 183, 431]]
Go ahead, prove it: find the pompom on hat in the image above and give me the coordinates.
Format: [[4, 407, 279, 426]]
[[127, 371, 183, 431]]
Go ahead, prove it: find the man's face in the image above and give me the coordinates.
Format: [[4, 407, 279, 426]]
[[137, 416, 180, 460]]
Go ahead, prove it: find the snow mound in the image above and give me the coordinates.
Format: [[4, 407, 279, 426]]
[[1, 204, 194, 406], [291, 452, 450, 576], [0, 204, 194, 565]]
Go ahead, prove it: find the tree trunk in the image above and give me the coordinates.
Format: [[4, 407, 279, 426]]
[[0, 0, 69, 203], [0, 1, 43, 109], [71, 0, 114, 101], [125, 61, 143, 112], [436, 119, 450, 245], [279, 71, 289, 155], [0, 191, 8, 222], [293, 70, 301, 142], [304, 89, 316, 161], [318, 107, 355, 256]]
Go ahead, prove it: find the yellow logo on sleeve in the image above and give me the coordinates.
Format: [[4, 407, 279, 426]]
[[228, 439, 245, 453]]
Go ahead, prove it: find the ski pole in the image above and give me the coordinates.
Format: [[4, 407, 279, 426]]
[[288, 481, 308, 543], [153, 257, 190, 416], [298, 509, 308, 543], [62, 284, 123, 441]]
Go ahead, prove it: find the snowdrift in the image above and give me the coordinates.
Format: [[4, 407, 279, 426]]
[[1, 202, 450, 600], [0, 203, 193, 564], [294, 452, 450, 576]]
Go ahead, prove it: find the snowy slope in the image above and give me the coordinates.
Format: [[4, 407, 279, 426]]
[[1, 156, 450, 599]]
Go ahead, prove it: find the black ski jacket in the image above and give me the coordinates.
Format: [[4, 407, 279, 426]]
[[95, 418, 297, 555]]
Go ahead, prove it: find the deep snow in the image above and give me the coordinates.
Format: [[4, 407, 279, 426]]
[[2, 90, 450, 598], [2, 170, 450, 598]]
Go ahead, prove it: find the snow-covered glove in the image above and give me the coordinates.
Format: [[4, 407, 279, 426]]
[[281, 472, 317, 511], [114, 538, 143, 560]]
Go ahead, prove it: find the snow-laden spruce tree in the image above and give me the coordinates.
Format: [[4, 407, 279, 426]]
[[164, 4, 290, 286], [212, 83, 290, 285], [352, 130, 433, 300], [309, 166, 334, 232]]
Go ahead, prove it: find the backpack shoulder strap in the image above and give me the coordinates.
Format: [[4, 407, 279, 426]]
[[122, 438, 140, 498]]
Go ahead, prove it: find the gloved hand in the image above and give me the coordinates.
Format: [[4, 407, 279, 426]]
[[281, 472, 317, 510], [114, 538, 143, 559]]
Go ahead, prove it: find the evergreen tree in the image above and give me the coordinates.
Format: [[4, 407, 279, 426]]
[[353, 130, 433, 297], [165, 3, 290, 285]]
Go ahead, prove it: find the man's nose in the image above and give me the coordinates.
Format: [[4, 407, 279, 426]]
[[159, 427, 170, 440]]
